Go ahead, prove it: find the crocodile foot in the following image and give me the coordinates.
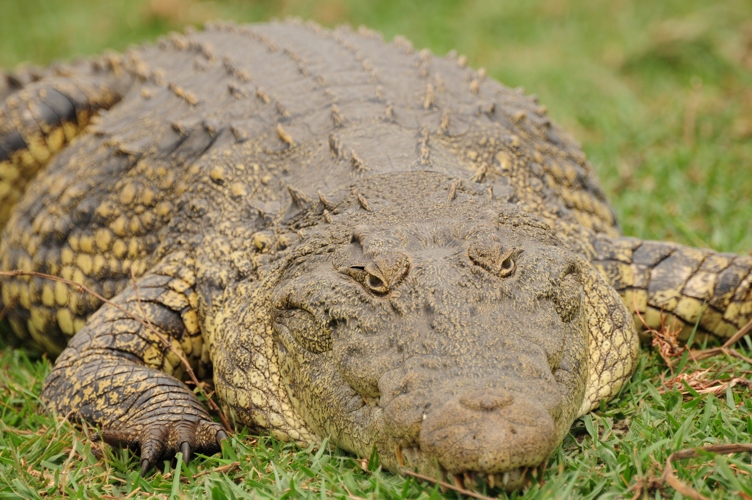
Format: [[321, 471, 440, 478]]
[[97, 418, 228, 476]]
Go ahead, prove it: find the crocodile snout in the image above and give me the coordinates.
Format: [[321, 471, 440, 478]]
[[380, 366, 562, 482], [420, 388, 557, 474]]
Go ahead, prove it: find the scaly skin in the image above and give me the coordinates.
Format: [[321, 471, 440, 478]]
[[0, 58, 129, 236], [0, 20, 750, 491]]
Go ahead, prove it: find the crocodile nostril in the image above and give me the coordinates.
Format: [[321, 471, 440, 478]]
[[459, 391, 514, 411]]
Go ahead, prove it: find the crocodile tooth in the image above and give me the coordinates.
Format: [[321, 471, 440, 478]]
[[502, 472, 510, 487], [451, 474, 464, 489], [394, 444, 405, 467], [487, 473, 496, 489], [439, 469, 449, 493]]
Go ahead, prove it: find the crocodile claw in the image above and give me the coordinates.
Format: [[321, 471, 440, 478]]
[[100, 418, 225, 476], [216, 429, 228, 446], [180, 441, 191, 463], [140, 458, 151, 478]]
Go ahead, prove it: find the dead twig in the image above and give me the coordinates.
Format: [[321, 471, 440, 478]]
[[341, 486, 369, 500], [124, 487, 142, 499], [690, 318, 752, 363], [633, 298, 752, 374], [720, 318, 752, 350], [401, 470, 495, 500], [662, 444, 752, 500], [192, 461, 240, 478], [628, 474, 665, 500], [633, 300, 685, 372], [659, 369, 752, 399]]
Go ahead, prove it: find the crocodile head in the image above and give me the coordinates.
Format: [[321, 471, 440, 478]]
[[216, 172, 632, 491]]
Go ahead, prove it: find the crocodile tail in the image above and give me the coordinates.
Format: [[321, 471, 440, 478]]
[[591, 235, 752, 343], [0, 56, 133, 232]]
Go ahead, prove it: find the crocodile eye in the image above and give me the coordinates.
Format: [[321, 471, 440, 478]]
[[346, 265, 390, 295], [366, 274, 385, 291], [499, 254, 516, 277], [340, 253, 409, 296]]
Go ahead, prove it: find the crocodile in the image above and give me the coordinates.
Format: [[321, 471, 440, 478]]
[[1, 20, 750, 492]]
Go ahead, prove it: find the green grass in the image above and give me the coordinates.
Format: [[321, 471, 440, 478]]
[[2, 0, 752, 498]]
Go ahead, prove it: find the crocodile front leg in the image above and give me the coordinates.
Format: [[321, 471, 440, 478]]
[[591, 236, 752, 342], [41, 256, 226, 475]]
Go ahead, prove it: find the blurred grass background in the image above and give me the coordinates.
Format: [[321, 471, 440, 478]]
[[2, 1, 752, 498]]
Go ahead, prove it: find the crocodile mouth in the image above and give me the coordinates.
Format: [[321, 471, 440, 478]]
[[396, 444, 545, 492], [376, 382, 559, 493]]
